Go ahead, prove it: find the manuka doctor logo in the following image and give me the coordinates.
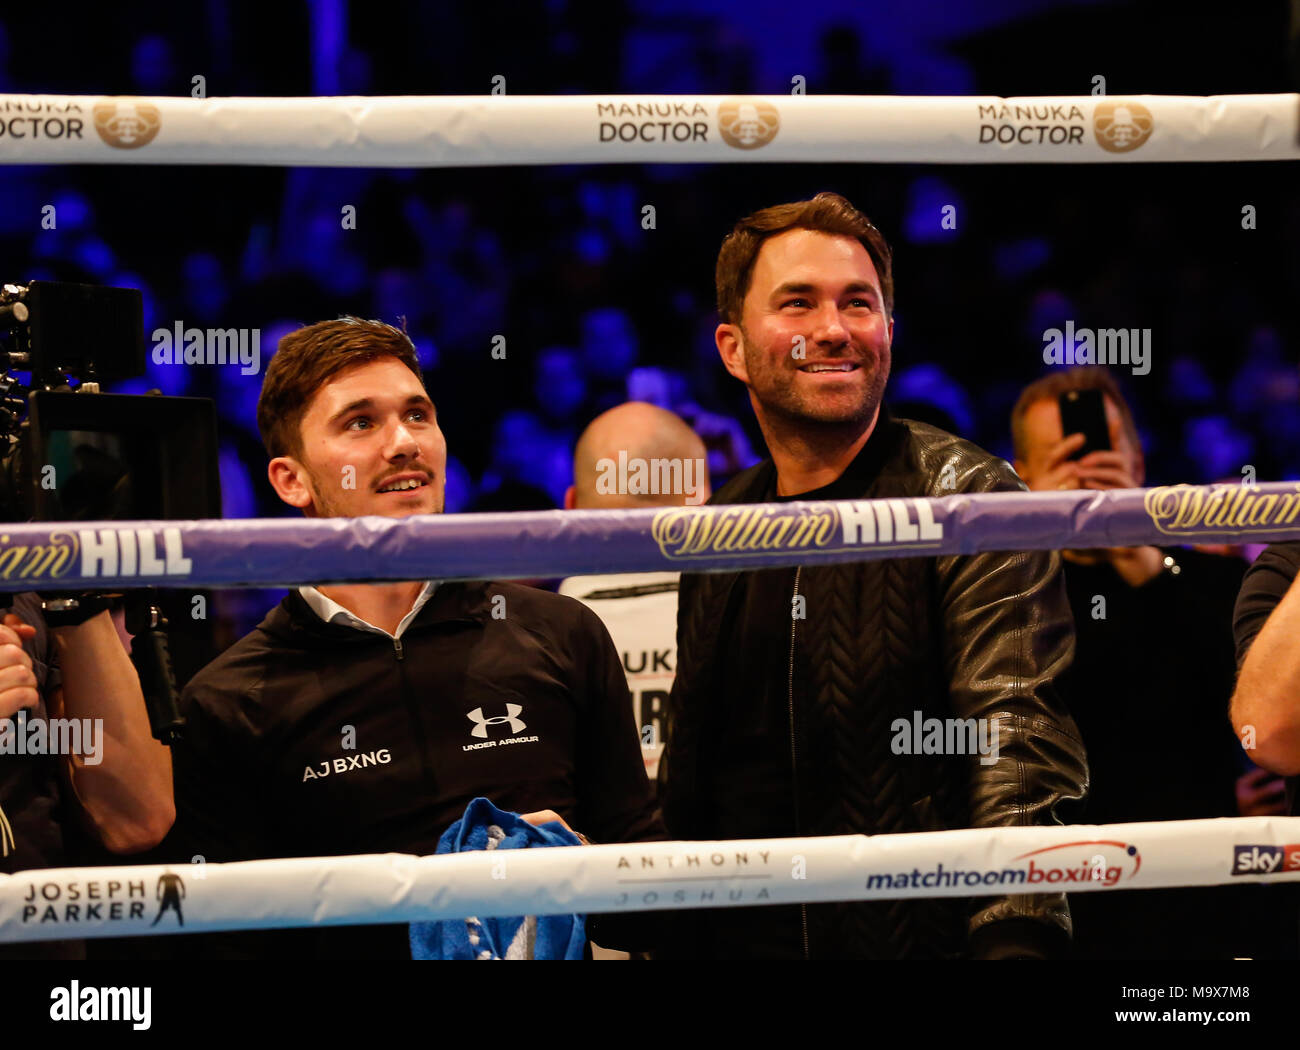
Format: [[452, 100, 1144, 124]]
[[596, 100, 709, 144]]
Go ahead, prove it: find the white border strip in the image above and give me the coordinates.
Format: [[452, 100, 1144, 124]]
[[0, 94, 1296, 166], [3, 817, 1299, 943]]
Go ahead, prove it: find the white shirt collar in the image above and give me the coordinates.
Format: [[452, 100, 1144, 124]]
[[297, 581, 439, 640]]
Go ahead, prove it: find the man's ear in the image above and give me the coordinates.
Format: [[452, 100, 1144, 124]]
[[563, 485, 577, 510], [1013, 457, 1030, 483], [716, 323, 749, 384], [268, 456, 314, 510]]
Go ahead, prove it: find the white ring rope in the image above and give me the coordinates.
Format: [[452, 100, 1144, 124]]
[[0, 93, 1296, 166], [3, 817, 1297, 943]]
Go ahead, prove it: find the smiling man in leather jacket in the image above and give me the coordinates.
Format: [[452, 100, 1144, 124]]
[[656, 193, 1089, 960]]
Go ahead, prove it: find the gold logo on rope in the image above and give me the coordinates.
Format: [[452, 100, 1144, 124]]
[[717, 98, 780, 150], [92, 99, 162, 149], [1093, 100, 1154, 153], [1145, 484, 1300, 536], [652, 505, 836, 560], [0, 531, 77, 581]]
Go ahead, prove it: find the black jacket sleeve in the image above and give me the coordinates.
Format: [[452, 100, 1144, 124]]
[[164, 677, 272, 866], [159, 668, 295, 958], [932, 456, 1088, 956]]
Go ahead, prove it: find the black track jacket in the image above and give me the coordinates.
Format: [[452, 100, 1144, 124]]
[[168, 580, 666, 957]]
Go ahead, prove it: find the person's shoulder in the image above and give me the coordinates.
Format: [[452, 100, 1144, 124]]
[[1232, 542, 1300, 660], [182, 606, 288, 716], [892, 416, 1023, 494], [1245, 541, 1300, 580], [479, 580, 602, 629], [478, 580, 619, 659]]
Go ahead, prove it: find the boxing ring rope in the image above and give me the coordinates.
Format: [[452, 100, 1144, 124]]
[[3, 90, 1296, 950], [0, 482, 1291, 591], [0, 483, 1294, 942], [3, 817, 1300, 943], [0, 94, 1298, 166]]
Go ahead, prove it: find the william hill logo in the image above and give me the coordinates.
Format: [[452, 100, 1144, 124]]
[[1145, 484, 1300, 536], [92, 99, 162, 149], [0, 528, 192, 582], [1094, 100, 1154, 153], [651, 500, 942, 561]]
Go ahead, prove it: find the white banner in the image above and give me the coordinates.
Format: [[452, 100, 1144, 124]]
[[0, 94, 1295, 166], [3, 817, 1299, 943]]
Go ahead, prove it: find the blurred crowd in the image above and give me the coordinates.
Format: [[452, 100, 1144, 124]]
[[0, 9, 1297, 635]]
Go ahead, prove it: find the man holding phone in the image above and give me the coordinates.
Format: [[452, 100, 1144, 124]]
[[1010, 365, 1285, 958]]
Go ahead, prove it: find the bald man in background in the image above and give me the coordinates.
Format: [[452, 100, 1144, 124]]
[[559, 402, 710, 784]]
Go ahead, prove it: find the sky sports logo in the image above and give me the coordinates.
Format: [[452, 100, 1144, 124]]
[[1231, 844, 1300, 876]]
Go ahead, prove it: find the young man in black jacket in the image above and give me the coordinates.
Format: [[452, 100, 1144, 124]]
[[168, 317, 663, 957], [658, 193, 1089, 960]]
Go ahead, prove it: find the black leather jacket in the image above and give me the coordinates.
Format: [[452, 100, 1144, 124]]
[[658, 410, 1090, 959]]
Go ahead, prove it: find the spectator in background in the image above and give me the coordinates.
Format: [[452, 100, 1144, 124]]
[[558, 402, 708, 961], [1011, 365, 1290, 959], [559, 401, 710, 782]]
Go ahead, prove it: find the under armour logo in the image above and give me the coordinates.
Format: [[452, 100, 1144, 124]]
[[467, 704, 526, 738]]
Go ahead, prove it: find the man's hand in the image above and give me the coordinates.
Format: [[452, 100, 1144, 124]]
[[0, 611, 39, 720], [1024, 433, 1086, 492], [1075, 448, 1139, 492], [521, 809, 572, 832], [520, 809, 589, 843], [1236, 765, 1288, 817]]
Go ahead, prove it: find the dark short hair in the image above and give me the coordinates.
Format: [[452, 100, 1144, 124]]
[[714, 191, 894, 325], [256, 316, 424, 458], [1010, 366, 1140, 461]]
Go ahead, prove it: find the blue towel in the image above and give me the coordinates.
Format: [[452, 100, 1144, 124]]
[[410, 797, 587, 960]]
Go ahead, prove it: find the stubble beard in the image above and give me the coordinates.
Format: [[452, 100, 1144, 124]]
[[741, 331, 889, 431]]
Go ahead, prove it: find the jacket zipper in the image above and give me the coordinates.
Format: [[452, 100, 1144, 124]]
[[789, 565, 809, 960], [393, 636, 404, 661]]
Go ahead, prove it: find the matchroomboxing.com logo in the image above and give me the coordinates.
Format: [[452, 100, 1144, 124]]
[[92, 98, 162, 149], [718, 98, 780, 149], [1094, 100, 1154, 153], [863, 839, 1141, 893]]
